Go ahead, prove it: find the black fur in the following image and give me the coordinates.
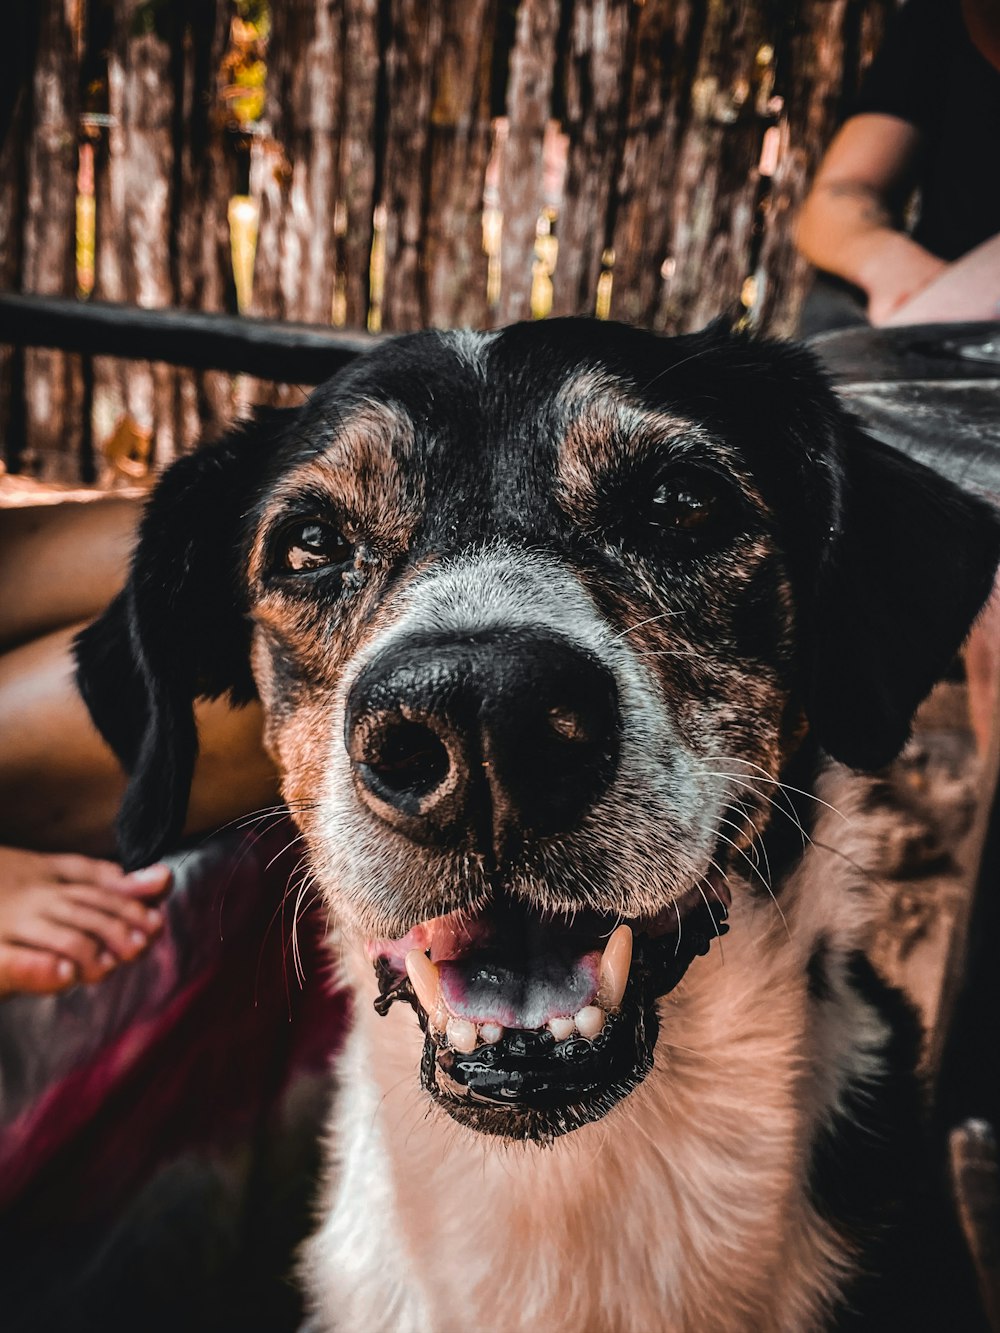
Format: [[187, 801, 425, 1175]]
[[74, 409, 300, 869], [75, 320, 1000, 872], [810, 954, 989, 1331], [70, 318, 1000, 1323]]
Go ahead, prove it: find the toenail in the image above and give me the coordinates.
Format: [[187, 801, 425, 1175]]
[[127, 865, 168, 885], [130, 930, 147, 949], [98, 951, 116, 970], [145, 908, 162, 928], [56, 958, 76, 982]]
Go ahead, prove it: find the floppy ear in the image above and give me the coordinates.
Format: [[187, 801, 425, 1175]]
[[804, 421, 1000, 770], [74, 409, 298, 870]]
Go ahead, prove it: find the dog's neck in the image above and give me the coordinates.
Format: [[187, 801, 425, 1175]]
[[303, 765, 884, 1333]]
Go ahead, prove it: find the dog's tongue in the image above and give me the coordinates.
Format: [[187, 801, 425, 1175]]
[[438, 949, 600, 1029]]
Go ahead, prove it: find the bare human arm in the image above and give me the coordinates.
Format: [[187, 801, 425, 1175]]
[[0, 495, 280, 854], [795, 114, 948, 326], [0, 497, 280, 994]]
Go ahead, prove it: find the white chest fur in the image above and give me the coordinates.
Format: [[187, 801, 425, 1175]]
[[301, 769, 890, 1333]]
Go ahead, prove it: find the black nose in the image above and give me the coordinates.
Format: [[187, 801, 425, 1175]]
[[345, 628, 620, 859]]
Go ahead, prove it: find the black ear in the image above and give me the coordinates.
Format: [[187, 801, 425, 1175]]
[[805, 421, 1000, 770], [74, 409, 298, 870]]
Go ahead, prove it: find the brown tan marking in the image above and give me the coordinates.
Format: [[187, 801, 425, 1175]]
[[244, 401, 426, 853], [555, 377, 803, 876], [247, 400, 421, 591]]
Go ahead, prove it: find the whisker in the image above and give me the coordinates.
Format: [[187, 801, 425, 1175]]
[[632, 647, 703, 659], [713, 776, 814, 851], [694, 879, 724, 963], [612, 609, 686, 641], [701, 754, 849, 822], [638, 342, 724, 394], [711, 829, 791, 942], [659, 1039, 724, 1070]]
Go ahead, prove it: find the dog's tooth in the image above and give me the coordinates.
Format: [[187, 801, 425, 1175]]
[[575, 1005, 605, 1039], [548, 1016, 576, 1041], [431, 1002, 449, 1033], [597, 924, 633, 1010], [446, 1017, 478, 1053], [405, 949, 442, 1016], [480, 1021, 504, 1044]]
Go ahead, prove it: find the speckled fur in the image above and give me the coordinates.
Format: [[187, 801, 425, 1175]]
[[73, 319, 1000, 1333], [301, 768, 885, 1333]]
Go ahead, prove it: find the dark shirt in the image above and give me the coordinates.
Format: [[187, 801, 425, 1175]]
[[853, 0, 1000, 262]]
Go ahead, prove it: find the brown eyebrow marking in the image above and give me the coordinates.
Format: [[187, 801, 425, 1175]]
[[248, 400, 422, 581], [554, 371, 772, 528], [555, 371, 697, 519]]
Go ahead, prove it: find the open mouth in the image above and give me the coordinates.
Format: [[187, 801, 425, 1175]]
[[369, 874, 730, 1143]]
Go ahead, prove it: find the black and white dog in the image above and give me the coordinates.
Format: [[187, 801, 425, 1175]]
[[77, 319, 1000, 1331]]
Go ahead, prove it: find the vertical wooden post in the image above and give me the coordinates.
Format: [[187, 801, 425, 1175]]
[[21, 0, 84, 480], [377, 0, 439, 331], [647, 0, 771, 332], [420, 0, 496, 328], [610, 0, 701, 327], [92, 0, 179, 475], [252, 0, 345, 326], [250, 0, 381, 403], [495, 0, 561, 326], [378, 0, 498, 330], [337, 0, 381, 331], [174, 0, 239, 448], [0, 1, 37, 472], [550, 0, 633, 319]]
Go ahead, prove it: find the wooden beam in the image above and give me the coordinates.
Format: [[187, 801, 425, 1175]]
[[0, 293, 375, 384]]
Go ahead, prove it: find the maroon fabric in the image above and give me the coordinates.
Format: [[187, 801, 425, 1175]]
[[0, 822, 347, 1222]]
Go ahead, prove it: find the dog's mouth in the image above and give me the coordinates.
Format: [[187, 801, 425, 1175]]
[[368, 873, 730, 1142]]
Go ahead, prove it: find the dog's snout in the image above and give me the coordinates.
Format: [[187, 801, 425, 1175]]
[[345, 629, 620, 858]]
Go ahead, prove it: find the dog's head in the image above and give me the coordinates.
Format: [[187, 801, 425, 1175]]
[[76, 318, 1000, 1141]]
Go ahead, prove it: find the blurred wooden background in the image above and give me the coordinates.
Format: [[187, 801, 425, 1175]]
[[0, 0, 891, 484]]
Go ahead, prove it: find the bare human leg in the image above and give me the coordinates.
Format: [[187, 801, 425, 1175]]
[[0, 498, 279, 995]]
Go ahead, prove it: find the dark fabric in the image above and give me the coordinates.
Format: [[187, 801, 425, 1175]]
[[798, 274, 869, 339], [853, 0, 1000, 262]]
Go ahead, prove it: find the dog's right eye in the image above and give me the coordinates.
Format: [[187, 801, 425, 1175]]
[[276, 520, 354, 574]]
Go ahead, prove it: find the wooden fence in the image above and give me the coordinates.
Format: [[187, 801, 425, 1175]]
[[0, 0, 891, 484]]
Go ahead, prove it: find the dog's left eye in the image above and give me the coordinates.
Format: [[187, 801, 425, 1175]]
[[649, 471, 725, 535], [277, 520, 354, 573]]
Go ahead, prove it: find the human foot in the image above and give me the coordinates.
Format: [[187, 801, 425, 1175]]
[[0, 848, 170, 996]]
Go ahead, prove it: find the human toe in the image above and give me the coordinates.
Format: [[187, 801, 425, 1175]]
[[51, 856, 172, 898], [51, 900, 159, 963], [0, 942, 77, 997]]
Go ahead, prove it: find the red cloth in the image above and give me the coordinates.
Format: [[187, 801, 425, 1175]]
[[0, 823, 347, 1222]]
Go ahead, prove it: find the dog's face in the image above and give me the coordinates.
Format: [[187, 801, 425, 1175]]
[[77, 319, 1000, 1142]]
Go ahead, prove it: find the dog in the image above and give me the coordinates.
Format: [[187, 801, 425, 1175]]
[[76, 318, 1000, 1331]]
